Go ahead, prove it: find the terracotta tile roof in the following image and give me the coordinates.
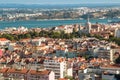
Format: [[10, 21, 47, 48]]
[[28, 69, 51, 75], [101, 64, 120, 68], [7, 68, 28, 74], [0, 58, 6, 63], [0, 68, 9, 73], [58, 26, 65, 29], [91, 24, 99, 29], [0, 38, 9, 41], [59, 78, 68, 80]]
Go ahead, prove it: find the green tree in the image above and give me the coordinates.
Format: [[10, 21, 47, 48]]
[[52, 31, 61, 38], [2, 34, 14, 41], [115, 55, 120, 64], [24, 33, 31, 38], [65, 76, 74, 80]]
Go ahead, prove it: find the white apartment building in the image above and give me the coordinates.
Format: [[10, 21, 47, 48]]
[[8, 42, 16, 51], [31, 37, 46, 46], [78, 73, 95, 80], [110, 47, 120, 62], [31, 38, 42, 46], [102, 74, 116, 80], [0, 38, 10, 46], [44, 59, 69, 79], [115, 28, 120, 38]]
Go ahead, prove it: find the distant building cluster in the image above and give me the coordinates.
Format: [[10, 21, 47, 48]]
[[0, 7, 120, 21]]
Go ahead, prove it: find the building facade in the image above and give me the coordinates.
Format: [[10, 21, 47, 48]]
[[44, 59, 67, 79], [115, 28, 120, 38]]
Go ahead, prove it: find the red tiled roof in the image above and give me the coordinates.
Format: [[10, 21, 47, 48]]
[[0, 38, 9, 41], [28, 69, 50, 75], [59, 78, 68, 80], [7, 68, 28, 74], [0, 68, 9, 73]]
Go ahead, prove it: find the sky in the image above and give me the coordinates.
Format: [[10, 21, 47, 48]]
[[0, 0, 120, 4]]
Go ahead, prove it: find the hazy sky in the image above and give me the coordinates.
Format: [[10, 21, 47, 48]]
[[0, 0, 120, 4]]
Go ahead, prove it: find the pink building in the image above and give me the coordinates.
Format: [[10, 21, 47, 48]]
[[0, 49, 3, 57]]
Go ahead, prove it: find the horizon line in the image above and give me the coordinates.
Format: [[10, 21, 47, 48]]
[[0, 3, 120, 5]]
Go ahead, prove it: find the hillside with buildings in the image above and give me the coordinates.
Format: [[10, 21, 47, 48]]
[[0, 17, 120, 80], [0, 7, 120, 21], [0, 2, 120, 80]]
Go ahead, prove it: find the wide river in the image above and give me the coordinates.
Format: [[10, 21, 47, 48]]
[[0, 18, 120, 29]]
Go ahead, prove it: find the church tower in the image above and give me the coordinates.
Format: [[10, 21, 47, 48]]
[[86, 16, 91, 34], [115, 27, 120, 38]]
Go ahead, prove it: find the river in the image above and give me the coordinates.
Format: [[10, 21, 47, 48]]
[[0, 18, 120, 29]]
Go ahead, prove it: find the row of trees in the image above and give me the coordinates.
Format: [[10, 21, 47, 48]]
[[0, 30, 120, 46], [0, 30, 80, 41], [108, 36, 120, 46]]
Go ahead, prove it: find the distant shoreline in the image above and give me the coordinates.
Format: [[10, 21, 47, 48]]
[[0, 3, 120, 9], [1, 17, 120, 22], [0, 18, 84, 22]]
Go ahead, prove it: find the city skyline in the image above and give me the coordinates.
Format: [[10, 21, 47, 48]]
[[0, 0, 120, 4]]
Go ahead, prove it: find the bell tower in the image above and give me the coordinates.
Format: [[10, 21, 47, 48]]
[[86, 15, 91, 34]]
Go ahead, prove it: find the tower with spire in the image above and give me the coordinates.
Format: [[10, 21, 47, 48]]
[[86, 15, 91, 34]]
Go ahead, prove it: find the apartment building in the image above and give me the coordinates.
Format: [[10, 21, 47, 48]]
[[0, 68, 55, 80], [2, 68, 28, 80], [44, 58, 73, 79], [27, 69, 55, 80], [110, 47, 120, 62], [44, 59, 67, 79], [0, 38, 10, 46], [115, 28, 120, 38]]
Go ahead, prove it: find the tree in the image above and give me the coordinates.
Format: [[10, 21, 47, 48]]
[[2, 34, 14, 41], [39, 30, 49, 37], [50, 31, 60, 38], [115, 55, 120, 64], [34, 32, 39, 37], [65, 76, 74, 80], [24, 33, 31, 38], [60, 31, 65, 39]]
